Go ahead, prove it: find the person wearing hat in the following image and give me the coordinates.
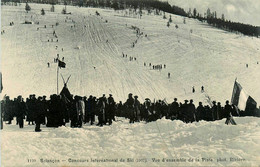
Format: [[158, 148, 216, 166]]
[[211, 101, 218, 121], [41, 95, 48, 125], [107, 94, 115, 125], [86, 95, 95, 125], [2, 96, 13, 125], [224, 100, 232, 122], [26, 95, 32, 125], [116, 101, 124, 118], [186, 99, 196, 123], [16, 96, 27, 128], [216, 102, 223, 119], [169, 98, 179, 120], [35, 96, 45, 132], [134, 95, 141, 122], [143, 98, 152, 122], [196, 102, 204, 121], [125, 93, 135, 123]]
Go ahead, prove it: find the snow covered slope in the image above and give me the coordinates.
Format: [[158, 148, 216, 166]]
[[1, 117, 260, 166], [1, 3, 260, 105]]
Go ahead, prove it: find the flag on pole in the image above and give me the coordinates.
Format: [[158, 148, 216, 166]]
[[58, 60, 66, 68], [231, 80, 257, 116]]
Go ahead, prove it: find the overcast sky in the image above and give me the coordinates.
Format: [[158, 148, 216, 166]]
[[165, 0, 260, 26]]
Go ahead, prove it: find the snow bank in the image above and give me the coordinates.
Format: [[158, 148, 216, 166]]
[[1, 117, 260, 166]]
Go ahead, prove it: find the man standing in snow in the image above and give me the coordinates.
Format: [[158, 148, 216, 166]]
[[224, 101, 236, 125], [169, 98, 179, 120], [143, 98, 151, 122], [3, 96, 13, 125], [76, 96, 85, 128], [97, 96, 106, 126], [134, 95, 141, 122], [180, 100, 189, 122], [224, 100, 232, 122], [125, 93, 135, 123], [211, 101, 218, 121], [196, 102, 204, 121], [16, 96, 27, 128], [107, 94, 115, 125], [35, 96, 45, 132], [187, 99, 196, 123]]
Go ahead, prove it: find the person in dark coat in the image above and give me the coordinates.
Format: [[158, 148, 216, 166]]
[[204, 105, 212, 121], [91, 96, 97, 124], [180, 100, 189, 122], [169, 98, 179, 120], [107, 94, 116, 125], [154, 100, 162, 120], [211, 101, 219, 121], [116, 101, 123, 117], [187, 99, 196, 123], [125, 93, 135, 123], [224, 100, 232, 117], [41, 95, 48, 125], [69, 95, 78, 128], [3, 96, 13, 124], [224, 100, 236, 125], [196, 102, 204, 121], [217, 102, 224, 120], [16, 96, 27, 128], [26, 95, 35, 125], [86, 95, 95, 125], [35, 96, 44, 132]]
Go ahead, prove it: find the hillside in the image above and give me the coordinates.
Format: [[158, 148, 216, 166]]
[[1, 3, 260, 105], [165, 0, 260, 26]]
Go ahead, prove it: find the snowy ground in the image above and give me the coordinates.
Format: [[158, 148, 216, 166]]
[[1, 117, 260, 166], [1, 3, 260, 167]]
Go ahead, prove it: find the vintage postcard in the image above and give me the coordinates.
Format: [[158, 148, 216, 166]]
[[1, 0, 260, 166]]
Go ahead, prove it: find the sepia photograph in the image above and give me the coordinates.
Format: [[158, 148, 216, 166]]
[[1, 0, 260, 166]]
